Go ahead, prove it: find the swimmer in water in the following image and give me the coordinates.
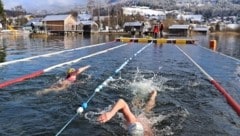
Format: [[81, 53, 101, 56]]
[[98, 90, 157, 136], [37, 65, 90, 95]]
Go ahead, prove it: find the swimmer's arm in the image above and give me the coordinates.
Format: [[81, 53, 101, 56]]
[[77, 65, 91, 74], [98, 99, 137, 124]]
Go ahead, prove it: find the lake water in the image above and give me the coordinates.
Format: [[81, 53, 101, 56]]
[[0, 32, 240, 136]]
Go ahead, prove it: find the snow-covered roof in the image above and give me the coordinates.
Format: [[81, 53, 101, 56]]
[[122, 6, 165, 16], [42, 14, 70, 21], [25, 18, 43, 26], [226, 24, 240, 29], [177, 14, 203, 22], [78, 14, 92, 21], [77, 20, 98, 26], [193, 27, 208, 31], [123, 21, 142, 27], [169, 25, 190, 29]]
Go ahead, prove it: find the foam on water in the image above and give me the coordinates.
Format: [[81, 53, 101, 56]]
[[130, 67, 167, 94], [84, 67, 192, 135]]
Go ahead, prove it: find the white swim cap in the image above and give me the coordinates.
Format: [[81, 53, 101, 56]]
[[128, 122, 144, 136]]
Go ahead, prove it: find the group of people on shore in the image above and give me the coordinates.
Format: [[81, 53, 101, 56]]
[[38, 65, 158, 135], [130, 21, 164, 39], [153, 22, 164, 38]]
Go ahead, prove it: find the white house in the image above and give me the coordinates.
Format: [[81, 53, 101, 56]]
[[177, 14, 204, 23]]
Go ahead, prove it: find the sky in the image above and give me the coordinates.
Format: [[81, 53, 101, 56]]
[[2, 0, 88, 12]]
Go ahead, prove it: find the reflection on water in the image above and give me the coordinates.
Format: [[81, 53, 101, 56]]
[[1, 33, 240, 62], [195, 33, 240, 59], [0, 33, 240, 136], [0, 33, 120, 62]]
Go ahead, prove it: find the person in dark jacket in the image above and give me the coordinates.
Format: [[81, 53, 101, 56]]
[[159, 22, 164, 38]]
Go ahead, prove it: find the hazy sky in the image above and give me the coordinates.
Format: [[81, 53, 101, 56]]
[[2, 0, 88, 12]]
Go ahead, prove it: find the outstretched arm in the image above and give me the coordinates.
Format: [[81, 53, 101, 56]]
[[77, 65, 91, 74], [98, 99, 137, 124]]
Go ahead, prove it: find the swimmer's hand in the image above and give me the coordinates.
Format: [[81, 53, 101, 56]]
[[77, 65, 91, 74], [97, 112, 113, 123]]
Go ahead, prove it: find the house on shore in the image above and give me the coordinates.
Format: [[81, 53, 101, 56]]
[[168, 25, 190, 36], [23, 18, 43, 33], [169, 24, 209, 36], [123, 21, 144, 32], [77, 21, 98, 34], [77, 13, 98, 34], [42, 14, 79, 35]]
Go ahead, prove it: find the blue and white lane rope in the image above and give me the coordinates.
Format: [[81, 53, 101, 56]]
[[55, 42, 153, 136], [0, 42, 107, 67]]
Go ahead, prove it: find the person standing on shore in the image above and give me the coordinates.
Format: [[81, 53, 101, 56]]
[[153, 24, 159, 39], [131, 27, 136, 38], [159, 22, 164, 38]]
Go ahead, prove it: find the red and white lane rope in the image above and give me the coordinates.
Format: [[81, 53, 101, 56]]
[[0, 43, 128, 89], [175, 45, 240, 116]]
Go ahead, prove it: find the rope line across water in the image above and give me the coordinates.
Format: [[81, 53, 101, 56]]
[[0, 43, 128, 89], [0, 42, 108, 67], [55, 42, 153, 136], [175, 45, 240, 116]]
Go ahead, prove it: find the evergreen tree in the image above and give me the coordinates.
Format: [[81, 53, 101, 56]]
[[0, 0, 6, 27]]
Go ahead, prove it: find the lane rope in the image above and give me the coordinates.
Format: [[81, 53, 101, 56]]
[[0, 42, 110, 67], [175, 45, 240, 116], [0, 43, 128, 89], [55, 42, 153, 136]]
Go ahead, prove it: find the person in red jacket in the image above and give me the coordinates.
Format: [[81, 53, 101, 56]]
[[153, 24, 159, 39]]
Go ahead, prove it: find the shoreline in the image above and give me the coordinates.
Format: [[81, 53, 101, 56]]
[[210, 31, 240, 36]]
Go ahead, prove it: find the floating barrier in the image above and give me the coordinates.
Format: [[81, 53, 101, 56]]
[[175, 45, 240, 116], [55, 42, 153, 136], [0, 43, 128, 89], [115, 37, 196, 44], [209, 40, 217, 51]]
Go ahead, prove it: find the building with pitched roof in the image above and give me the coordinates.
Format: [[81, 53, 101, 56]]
[[42, 14, 77, 32]]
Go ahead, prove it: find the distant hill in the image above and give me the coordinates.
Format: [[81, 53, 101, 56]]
[[108, 0, 240, 5], [4, 9, 27, 17]]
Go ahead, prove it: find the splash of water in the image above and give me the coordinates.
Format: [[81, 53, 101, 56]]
[[130, 67, 168, 98]]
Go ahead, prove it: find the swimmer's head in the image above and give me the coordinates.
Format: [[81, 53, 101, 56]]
[[67, 68, 76, 74], [128, 122, 144, 136]]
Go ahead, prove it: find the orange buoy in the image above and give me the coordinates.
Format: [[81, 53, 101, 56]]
[[209, 40, 217, 51]]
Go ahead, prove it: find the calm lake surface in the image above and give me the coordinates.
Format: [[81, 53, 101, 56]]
[[0, 32, 239, 136]]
